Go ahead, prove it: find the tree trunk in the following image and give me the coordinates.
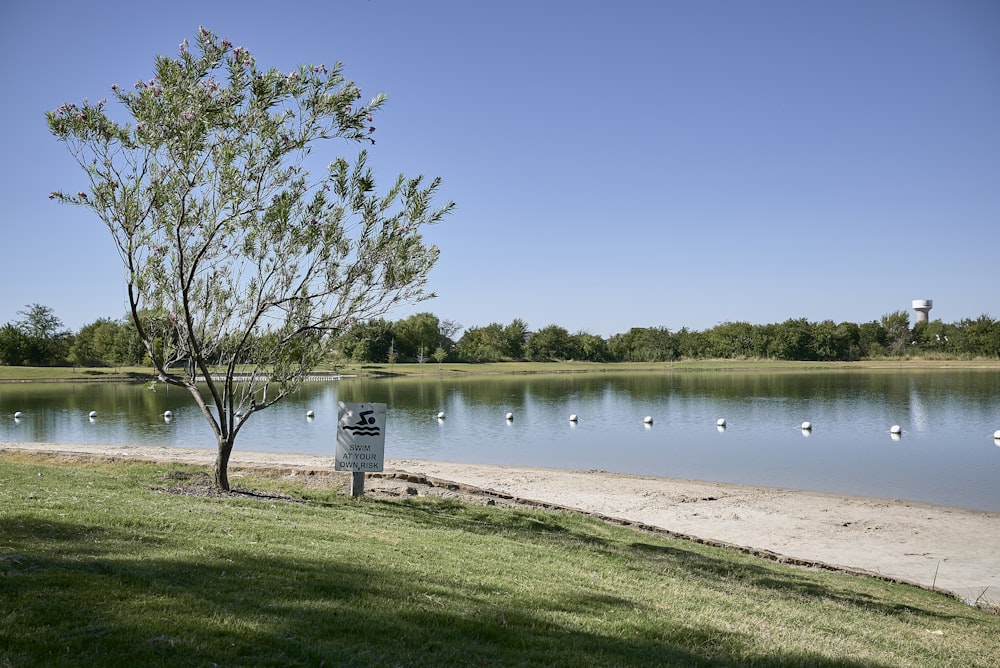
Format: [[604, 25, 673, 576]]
[[214, 439, 233, 491]]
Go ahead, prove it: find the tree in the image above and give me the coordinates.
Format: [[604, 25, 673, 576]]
[[431, 345, 448, 367], [672, 327, 701, 360], [69, 318, 119, 366], [70, 317, 145, 367], [454, 319, 527, 362], [704, 321, 755, 359], [439, 318, 463, 343], [0, 324, 28, 366], [335, 319, 394, 363], [434, 318, 462, 360], [48, 28, 454, 489], [14, 304, 72, 366], [525, 324, 576, 361], [17, 304, 64, 339], [951, 314, 1000, 358], [573, 332, 609, 362], [112, 318, 149, 367], [833, 321, 861, 361], [392, 312, 440, 361], [767, 318, 812, 360], [607, 327, 676, 362], [454, 323, 505, 362], [880, 311, 910, 356], [502, 319, 529, 359], [858, 320, 887, 358]]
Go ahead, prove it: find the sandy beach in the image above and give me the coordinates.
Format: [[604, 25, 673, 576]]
[[3, 441, 998, 609]]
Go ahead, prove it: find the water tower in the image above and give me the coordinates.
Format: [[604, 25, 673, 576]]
[[912, 299, 933, 323]]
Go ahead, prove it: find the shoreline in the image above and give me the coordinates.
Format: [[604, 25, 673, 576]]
[[3, 440, 998, 609]]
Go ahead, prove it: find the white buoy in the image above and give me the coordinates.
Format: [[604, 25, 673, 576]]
[[800, 421, 812, 431], [890, 425, 902, 435], [13, 411, 23, 419], [437, 411, 445, 419], [163, 410, 173, 418], [643, 416, 653, 424], [993, 429, 1000, 440], [716, 418, 726, 427], [569, 414, 578, 422], [505, 412, 513, 421], [306, 410, 315, 418], [89, 411, 98, 418]]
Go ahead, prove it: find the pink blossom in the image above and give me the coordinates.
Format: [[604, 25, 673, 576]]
[[368, 126, 375, 134], [111, 83, 119, 92], [48, 192, 57, 199], [78, 192, 88, 198]]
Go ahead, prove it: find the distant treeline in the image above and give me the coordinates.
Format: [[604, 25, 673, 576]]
[[2, 304, 998, 368]]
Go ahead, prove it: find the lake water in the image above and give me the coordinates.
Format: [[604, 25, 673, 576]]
[[2, 369, 998, 512]]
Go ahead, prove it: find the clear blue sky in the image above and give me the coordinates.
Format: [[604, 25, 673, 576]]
[[2, 0, 997, 337]]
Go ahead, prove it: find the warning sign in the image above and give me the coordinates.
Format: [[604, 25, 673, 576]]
[[336, 402, 387, 472]]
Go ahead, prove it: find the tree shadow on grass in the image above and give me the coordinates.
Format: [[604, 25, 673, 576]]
[[387, 496, 968, 623], [628, 539, 966, 622], [0, 510, 919, 668]]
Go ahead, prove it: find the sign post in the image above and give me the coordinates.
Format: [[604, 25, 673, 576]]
[[336, 402, 387, 497]]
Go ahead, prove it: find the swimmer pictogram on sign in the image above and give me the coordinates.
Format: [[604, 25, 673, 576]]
[[342, 409, 381, 436]]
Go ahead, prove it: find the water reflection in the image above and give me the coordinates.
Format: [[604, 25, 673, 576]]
[[2, 369, 999, 511]]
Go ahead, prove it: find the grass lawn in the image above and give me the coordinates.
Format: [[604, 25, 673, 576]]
[[2, 358, 995, 384], [1, 453, 997, 667], [355, 358, 999, 378], [0, 366, 156, 382]]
